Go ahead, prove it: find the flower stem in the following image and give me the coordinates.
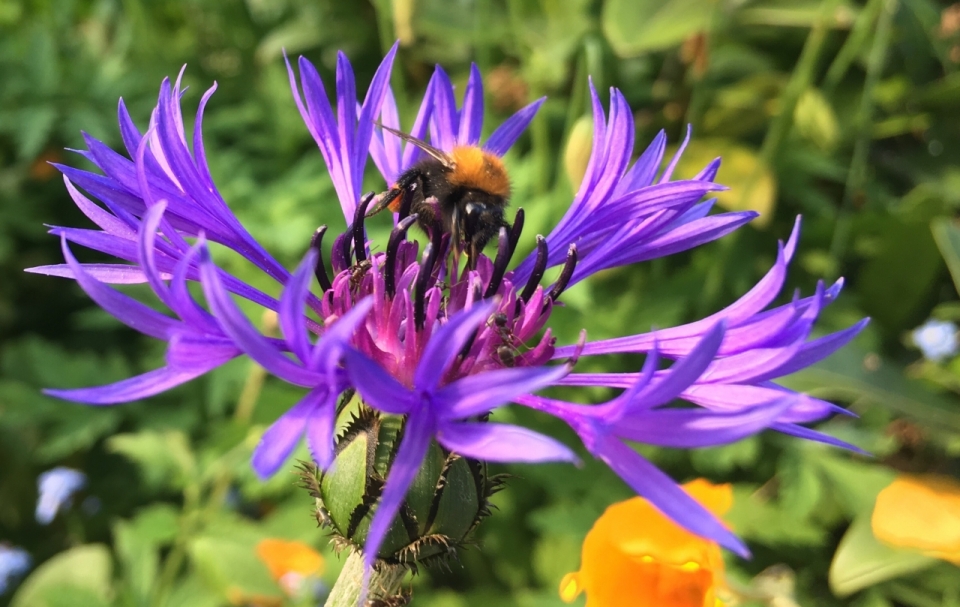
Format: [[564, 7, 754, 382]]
[[324, 550, 407, 607]]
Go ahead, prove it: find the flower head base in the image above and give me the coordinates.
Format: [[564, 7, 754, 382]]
[[872, 474, 960, 564], [561, 479, 731, 607], [36, 467, 86, 525], [31, 46, 868, 592]]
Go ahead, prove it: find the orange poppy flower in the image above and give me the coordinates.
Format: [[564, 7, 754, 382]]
[[255, 539, 325, 597], [560, 479, 732, 607], [871, 474, 960, 565]]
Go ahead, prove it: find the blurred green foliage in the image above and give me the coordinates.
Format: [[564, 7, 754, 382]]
[[3, 0, 960, 606]]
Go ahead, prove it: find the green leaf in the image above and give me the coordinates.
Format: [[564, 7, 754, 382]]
[[114, 519, 160, 607], [11, 544, 113, 607], [780, 345, 960, 431], [931, 217, 960, 298], [726, 485, 828, 547], [830, 515, 937, 597], [602, 0, 714, 57], [188, 521, 281, 603], [127, 504, 180, 545], [107, 430, 196, 491]]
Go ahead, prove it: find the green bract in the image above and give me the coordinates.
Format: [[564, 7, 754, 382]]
[[301, 393, 504, 567]]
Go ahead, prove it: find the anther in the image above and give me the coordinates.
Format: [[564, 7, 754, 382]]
[[309, 225, 333, 292], [352, 192, 375, 264], [415, 243, 438, 331], [385, 214, 418, 298], [547, 244, 578, 301], [332, 230, 352, 273], [520, 236, 548, 303], [508, 208, 525, 257], [484, 227, 512, 298]]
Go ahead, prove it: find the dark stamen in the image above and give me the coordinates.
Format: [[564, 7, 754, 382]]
[[425, 217, 444, 280], [385, 214, 418, 298], [352, 192, 375, 264], [430, 234, 450, 285], [519, 236, 548, 303], [547, 244, 578, 301], [457, 281, 488, 359], [332, 230, 352, 273], [508, 208, 525, 257], [310, 225, 333, 292], [484, 227, 512, 298], [415, 243, 438, 331]]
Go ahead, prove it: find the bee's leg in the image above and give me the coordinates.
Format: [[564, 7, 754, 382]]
[[366, 169, 423, 217], [462, 202, 507, 270], [450, 205, 463, 275]]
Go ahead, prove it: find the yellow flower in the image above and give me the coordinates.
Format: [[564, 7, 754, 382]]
[[255, 539, 325, 597], [872, 474, 960, 565], [560, 479, 732, 607]]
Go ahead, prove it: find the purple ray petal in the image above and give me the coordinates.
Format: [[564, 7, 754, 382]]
[[343, 349, 415, 415], [596, 435, 749, 557], [25, 263, 152, 284], [363, 412, 434, 572], [483, 98, 546, 156], [772, 422, 869, 455], [459, 64, 484, 145], [625, 322, 725, 410], [44, 362, 224, 405], [279, 250, 317, 365], [615, 398, 794, 448], [429, 66, 458, 151], [60, 237, 175, 340], [354, 43, 398, 181], [64, 176, 136, 238], [436, 364, 571, 420], [305, 387, 338, 470], [165, 333, 240, 370], [251, 391, 316, 479], [309, 298, 374, 371], [437, 421, 578, 463], [199, 251, 323, 387], [413, 301, 496, 390], [753, 319, 871, 381]]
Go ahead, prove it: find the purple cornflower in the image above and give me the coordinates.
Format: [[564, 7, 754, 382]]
[[30, 47, 866, 580], [0, 546, 30, 594], [36, 467, 86, 524]]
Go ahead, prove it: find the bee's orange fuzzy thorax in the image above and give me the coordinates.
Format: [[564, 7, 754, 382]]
[[449, 146, 511, 198]]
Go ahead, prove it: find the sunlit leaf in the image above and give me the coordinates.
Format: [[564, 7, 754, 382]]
[[11, 545, 113, 607], [670, 139, 777, 228], [602, 0, 714, 57], [931, 217, 960, 298], [830, 515, 936, 597]]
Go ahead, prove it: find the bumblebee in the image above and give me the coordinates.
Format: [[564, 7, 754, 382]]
[[368, 123, 511, 264]]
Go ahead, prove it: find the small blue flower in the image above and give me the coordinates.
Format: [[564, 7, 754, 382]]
[[0, 545, 30, 594], [912, 319, 959, 362], [36, 467, 86, 524]]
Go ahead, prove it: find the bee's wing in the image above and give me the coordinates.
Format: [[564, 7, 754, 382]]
[[375, 121, 454, 168]]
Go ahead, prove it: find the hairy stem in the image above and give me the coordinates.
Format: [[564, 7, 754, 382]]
[[325, 550, 407, 607]]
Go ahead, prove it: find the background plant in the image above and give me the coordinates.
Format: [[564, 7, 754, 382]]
[[2, 0, 960, 606]]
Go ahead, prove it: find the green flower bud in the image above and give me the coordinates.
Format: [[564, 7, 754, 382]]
[[300, 392, 504, 568]]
